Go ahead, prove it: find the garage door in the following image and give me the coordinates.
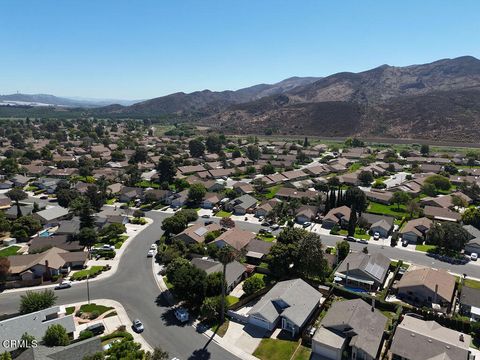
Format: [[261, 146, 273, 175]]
[[248, 316, 272, 330], [312, 342, 339, 360]]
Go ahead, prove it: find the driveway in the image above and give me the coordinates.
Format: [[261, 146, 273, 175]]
[[223, 321, 267, 355]]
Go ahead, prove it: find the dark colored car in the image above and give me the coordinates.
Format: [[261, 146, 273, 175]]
[[86, 323, 106, 335]]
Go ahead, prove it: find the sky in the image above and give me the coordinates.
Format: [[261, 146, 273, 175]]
[[1, 0, 479, 100]]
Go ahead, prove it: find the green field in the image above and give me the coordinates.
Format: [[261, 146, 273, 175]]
[[215, 210, 232, 218], [0, 245, 21, 257], [415, 244, 437, 252], [367, 201, 407, 218]]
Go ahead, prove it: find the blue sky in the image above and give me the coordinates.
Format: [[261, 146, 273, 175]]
[[1, 0, 479, 99]]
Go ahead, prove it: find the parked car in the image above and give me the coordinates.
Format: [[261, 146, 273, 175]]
[[270, 224, 280, 230], [470, 253, 478, 261], [150, 244, 157, 251], [174, 307, 189, 323], [261, 222, 270, 227], [55, 280, 72, 290], [358, 239, 368, 244], [401, 239, 409, 247], [302, 222, 312, 228], [344, 236, 356, 242], [205, 220, 214, 225], [147, 249, 155, 257], [373, 232, 380, 240], [86, 323, 105, 335], [132, 319, 144, 333], [307, 326, 317, 337], [101, 244, 115, 251], [201, 214, 210, 218]]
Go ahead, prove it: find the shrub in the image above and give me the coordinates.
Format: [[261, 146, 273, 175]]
[[243, 275, 265, 296], [89, 310, 100, 320], [79, 330, 94, 340], [42, 324, 70, 347]]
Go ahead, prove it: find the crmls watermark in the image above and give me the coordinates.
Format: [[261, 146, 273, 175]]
[[2, 339, 38, 349]]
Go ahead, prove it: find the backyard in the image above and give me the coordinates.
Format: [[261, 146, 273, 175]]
[[0, 245, 21, 257], [367, 202, 408, 218]]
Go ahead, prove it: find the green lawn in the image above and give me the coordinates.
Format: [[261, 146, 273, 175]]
[[0, 245, 21, 257], [338, 229, 370, 240], [264, 185, 281, 199], [105, 198, 117, 205], [164, 276, 174, 289], [348, 162, 362, 172], [415, 244, 437, 252], [226, 295, 239, 306], [215, 210, 232, 218], [253, 338, 299, 360], [292, 345, 311, 360], [257, 234, 276, 242], [211, 319, 230, 337], [79, 303, 114, 315], [464, 278, 480, 289], [71, 266, 105, 280], [65, 306, 75, 315], [367, 202, 408, 218]]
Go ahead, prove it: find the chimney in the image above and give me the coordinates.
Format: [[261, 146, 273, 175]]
[[371, 298, 375, 312], [433, 284, 438, 304], [459, 334, 464, 342]]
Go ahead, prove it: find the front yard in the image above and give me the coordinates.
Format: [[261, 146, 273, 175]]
[[338, 229, 370, 240], [0, 245, 21, 257], [216, 210, 232, 218], [253, 338, 301, 360], [367, 202, 408, 218], [71, 265, 106, 280], [415, 244, 437, 252]]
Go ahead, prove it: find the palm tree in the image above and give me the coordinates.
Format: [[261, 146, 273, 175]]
[[6, 188, 27, 218], [218, 246, 235, 324]]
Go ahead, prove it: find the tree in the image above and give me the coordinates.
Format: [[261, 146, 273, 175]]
[[166, 258, 207, 305], [6, 188, 27, 218], [345, 187, 367, 215], [261, 163, 275, 175], [11, 215, 42, 238], [187, 183, 206, 205], [243, 275, 265, 296], [206, 135, 222, 153], [206, 272, 225, 297], [77, 227, 98, 251], [146, 347, 170, 360], [189, 139, 205, 158], [0, 352, 11, 360], [427, 222, 470, 251], [420, 144, 430, 156], [177, 208, 199, 222], [424, 175, 451, 191], [220, 217, 235, 228], [0, 257, 10, 284], [130, 146, 148, 163], [218, 246, 235, 323], [85, 185, 105, 211], [106, 339, 145, 359], [422, 183, 437, 197], [42, 324, 70, 346], [161, 216, 188, 236], [462, 207, 480, 230], [56, 188, 80, 208], [20, 290, 57, 314], [156, 156, 177, 184], [336, 240, 350, 261], [70, 196, 94, 228], [277, 227, 308, 245], [246, 145, 260, 162], [200, 296, 223, 320], [357, 171, 374, 186], [19, 332, 36, 349], [451, 195, 468, 209], [391, 191, 410, 210], [406, 200, 420, 218], [267, 242, 298, 279], [347, 208, 357, 237]]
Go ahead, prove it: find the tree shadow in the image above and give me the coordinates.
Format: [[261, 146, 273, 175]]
[[187, 348, 211, 360]]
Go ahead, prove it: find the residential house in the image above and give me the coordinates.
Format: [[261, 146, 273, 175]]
[[0, 179, 13, 189], [32, 177, 62, 194], [144, 189, 172, 203], [390, 315, 472, 360], [312, 299, 387, 360], [335, 252, 390, 291], [0, 196, 11, 210], [178, 164, 206, 175], [47, 168, 78, 178], [225, 194, 257, 215], [322, 206, 351, 229], [201, 192, 222, 209], [247, 278, 322, 336], [118, 186, 144, 203], [29, 235, 84, 253], [423, 205, 461, 222], [7, 247, 87, 285], [295, 205, 318, 224], [16, 337, 102, 360], [459, 286, 480, 321], [245, 239, 273, 264], [464, 225, 480, 255], [275, 187, 317, 200], [212, 228, 256, 252], [360, 213, 395, 238], [363, 190, 393, 205], [11, 174, 32, 187], [0, 306, 76, 353], [33, 206, 70, 225], [394, 266, 456, 310], [255, 199, 281, 218], [191, 257, 246, 293], [233, 181, 254, 195], [399, 217, 432, 244], [174, 223, 222, 245], [55, 218, 81, 236]]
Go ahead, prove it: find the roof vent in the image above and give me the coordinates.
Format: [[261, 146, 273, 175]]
[[459, 334, 464, 342]]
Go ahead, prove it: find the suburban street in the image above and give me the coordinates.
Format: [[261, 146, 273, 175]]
[[1, 210, 480, 360], [0, 211, 241, 360]]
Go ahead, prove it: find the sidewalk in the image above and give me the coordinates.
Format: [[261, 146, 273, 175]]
[[68, 298, 152, 352]]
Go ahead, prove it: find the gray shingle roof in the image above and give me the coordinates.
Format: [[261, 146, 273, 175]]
[[16, 337, 102, 360], [248, 278, 322, 328]]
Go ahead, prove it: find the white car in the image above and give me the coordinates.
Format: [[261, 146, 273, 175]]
[[150, 244, 157, 251], [55, 280, 72, 290], [101, 244, 115, 251], [147, 249, 155, 257], [373, 232, 380, 240], [174, 307, 189, 323], [471, 253, 478, 261]]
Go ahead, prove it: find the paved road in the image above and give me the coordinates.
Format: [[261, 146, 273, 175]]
[[0, 211, 240, 360]]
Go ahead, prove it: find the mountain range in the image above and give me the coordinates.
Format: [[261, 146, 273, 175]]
[[2, 56, 480, 141], [0, 94, 139, 107]]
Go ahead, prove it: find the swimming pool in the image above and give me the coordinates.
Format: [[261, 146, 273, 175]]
[[39, 229, 53, 237], [344, 286, 368, 293]]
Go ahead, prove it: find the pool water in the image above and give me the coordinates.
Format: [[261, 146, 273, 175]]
[[344, 286, 368, 293], [39, 230, 53, 237]]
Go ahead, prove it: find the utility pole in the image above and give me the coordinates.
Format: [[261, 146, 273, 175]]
[[86, 275, 90, 304]]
